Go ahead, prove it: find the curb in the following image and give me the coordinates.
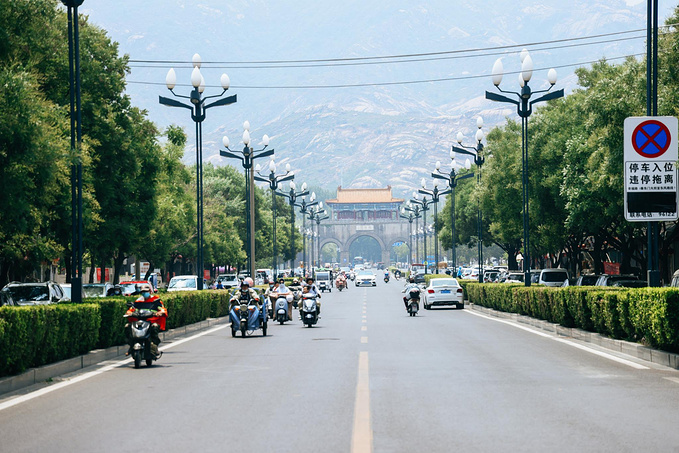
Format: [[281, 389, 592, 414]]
[[0, 316, 230, 396], [468, 303, 679, 370]]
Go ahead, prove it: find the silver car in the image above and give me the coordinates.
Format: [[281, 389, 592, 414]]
[[422, 278, 464, 309]]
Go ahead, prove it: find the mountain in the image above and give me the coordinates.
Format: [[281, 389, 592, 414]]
[[80, 0, 672, 198]]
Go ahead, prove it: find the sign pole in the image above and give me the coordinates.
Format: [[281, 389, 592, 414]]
[[647, 0, 660, 286]]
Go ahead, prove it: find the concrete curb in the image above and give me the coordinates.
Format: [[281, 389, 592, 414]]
[[0, 316, 230, 396], [468, 303, 679, 370]]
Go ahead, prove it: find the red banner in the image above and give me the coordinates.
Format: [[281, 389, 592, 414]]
[[603, 262, 620, 275], [95, 268, 111, 282]]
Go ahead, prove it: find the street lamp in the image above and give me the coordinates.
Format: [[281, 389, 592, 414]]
[[313, 205, 330, 267], [160, 54, 236, 290], [403, 202, 422, 266], [419, 179, 451, 274], [254, 159, 294, 280], [432, 152, 474, 276], [399, 208, 416, 268], [485, 50, 563, 286], [296, 192, 319, 276], [410, 193, 433, 274], [220, 122, 274, 279], [62, 0, 84, 302], [276, 181, 309, 272]]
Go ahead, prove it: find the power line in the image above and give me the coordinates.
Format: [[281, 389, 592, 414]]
[[128, 33, 665, 70], [128, 26, 669, 68], [127, 52, 646, 90]]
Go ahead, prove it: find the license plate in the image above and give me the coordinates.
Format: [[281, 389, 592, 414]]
[[441, 289, 450, 294]]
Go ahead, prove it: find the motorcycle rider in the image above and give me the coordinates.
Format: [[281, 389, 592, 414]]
[[231, 277, 260, 308], [402, 276, 419, 311], [125, 283, 167, 358], [300, 276, 321, 318], [274, 278, 293, 319]]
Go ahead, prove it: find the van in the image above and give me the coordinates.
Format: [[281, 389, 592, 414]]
[[316, 271, 332, 292], [538, 269, 569, 287]]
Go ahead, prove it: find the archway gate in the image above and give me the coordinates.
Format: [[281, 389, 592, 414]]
[[319, 186, 410, 266]]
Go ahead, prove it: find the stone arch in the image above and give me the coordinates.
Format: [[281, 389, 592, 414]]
[[344, 232, 387, 254]]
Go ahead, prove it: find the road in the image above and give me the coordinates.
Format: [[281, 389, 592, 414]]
[[2, 280, 679, 452]]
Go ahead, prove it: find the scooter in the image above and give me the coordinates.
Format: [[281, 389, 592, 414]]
[[335, 277, 347, 291], [384, 275, 390, 283], [124, 309, 161, 369], [405, 286, 420, 317], [230, 295, 267, 337], [275, 294, 294, 324], [300, 294, 319, 327]]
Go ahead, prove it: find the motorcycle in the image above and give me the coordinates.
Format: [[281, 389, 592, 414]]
[[300, 294, 319, 327], [405, 286, 420, 317], [275, 294, 294, 324], [335, 277, 347, 291], [124, 309, 161, 369], [384, 275, 390, 283], [349, 272, 356, 281], [229, 294, 267, 337]]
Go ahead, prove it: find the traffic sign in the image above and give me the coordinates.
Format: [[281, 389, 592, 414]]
[[624, 116, 678, 222]]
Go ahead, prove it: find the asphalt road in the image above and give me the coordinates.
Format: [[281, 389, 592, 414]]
[[2, 280, 679, 453]]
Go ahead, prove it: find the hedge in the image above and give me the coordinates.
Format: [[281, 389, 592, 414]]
[[465, 282, 679, 353], [0, 290, 234, 378]]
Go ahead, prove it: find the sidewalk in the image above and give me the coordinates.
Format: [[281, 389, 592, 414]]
[[469, 303, 679, 370], [0, 316, 230, 396]]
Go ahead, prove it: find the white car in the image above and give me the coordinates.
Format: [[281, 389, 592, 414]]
[[355, 270, 376, 287], [168, 275, 201, 292], [422, 278, 464, 309]]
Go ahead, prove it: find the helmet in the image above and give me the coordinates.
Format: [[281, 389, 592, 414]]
[[242, 277, 254, 287], [293, 278, 299, 285], [139, 283, 152, 292], [286, 294, 294, 302]]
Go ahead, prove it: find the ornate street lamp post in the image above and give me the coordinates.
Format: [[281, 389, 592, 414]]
[[451, 119, 486, 281], [399, 208, 416, 268], [220, 122, 274, 279], [254, 160, 293, 280], [410, 193, 433, 274], [419, 179, 451, 274], [276, 181, 309, 272], [62, 0, 84, 301], [432, 154, 473, 276], [296, 193, 318, 276], [403, 202, 422, 267], [485, 50, 563, 286], [160, 54, 236, 289]]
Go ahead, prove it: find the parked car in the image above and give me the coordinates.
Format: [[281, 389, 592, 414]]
[[538, 269, 569, 287], [82, 283, 115, 298], [167, 275, 202, 292], [505, 272, 524, 283], [575, 274, 599, 286], [0, 290, 16, 306], [355, 270, 376, 287], [483, 270, 501, 283], [671, 269, 679, 287], [217, 273, 239, 289], [422, 278, 465, 309], [595, 274, 641, 287], [0, 281, 65, 305]]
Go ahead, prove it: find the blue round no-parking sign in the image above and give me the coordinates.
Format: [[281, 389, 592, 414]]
[[632, 120, 671, 158]]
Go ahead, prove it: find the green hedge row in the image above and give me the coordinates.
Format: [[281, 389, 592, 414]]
[[0, 290, 234, 377], [465, 283, 679, 353]]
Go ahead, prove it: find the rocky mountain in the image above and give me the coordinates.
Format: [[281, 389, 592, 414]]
[[80, 0, 671, 198]]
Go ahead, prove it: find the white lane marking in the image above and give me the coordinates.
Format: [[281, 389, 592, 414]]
[[664, 377, 679, 385], [0, 324, 229, 412], [361, 326, 367, 332], [464, 310, 649, 370], [361, 336, 368, 344], [351, 351, 372, 453]]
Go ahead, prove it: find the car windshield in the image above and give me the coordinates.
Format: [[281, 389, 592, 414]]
[[120, 283, 139, 294], [579, 275, 598, 285], [432, 279, 459, 287], [358, 271, 372, 276], [83, 284, 106, 298], [3, 285, 49, 302], [542, 271, 568, 282], [169, 278, 196, 289]]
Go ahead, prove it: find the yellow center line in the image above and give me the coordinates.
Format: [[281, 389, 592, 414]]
[[351, 351, 372, 453]]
